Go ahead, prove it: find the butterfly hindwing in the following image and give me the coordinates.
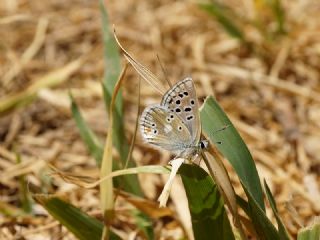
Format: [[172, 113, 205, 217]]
[[140, 105, 192, 155]]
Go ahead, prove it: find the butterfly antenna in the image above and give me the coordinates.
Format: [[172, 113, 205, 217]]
[[156, 54, 172, 88]]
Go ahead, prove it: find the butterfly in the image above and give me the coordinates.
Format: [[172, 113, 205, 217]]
[[140, 77, 208, 160]]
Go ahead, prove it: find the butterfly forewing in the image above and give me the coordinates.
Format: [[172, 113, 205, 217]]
[[161, 77, 201, 145], [140, 105, 192, 155]]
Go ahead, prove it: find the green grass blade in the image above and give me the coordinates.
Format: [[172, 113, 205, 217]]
[[0, 58, 83, 115], [99, 0, 142, 196], [99, 2, 153, 238], [100, 0, 122, 114], [70, 92, 142, 195], [200, 96, 265, 211], [101, 86, 144, 196], [264, 181, 290, 240], [70, 94, 103, 165], [33, 195, 120, 240], [179, 164, 235, 240], [298, 219, 320, 240], [242, 184, 279, 240], [133, 210, 154, 239], [199, 3, 244, 41], [16, 152, 33, 213]]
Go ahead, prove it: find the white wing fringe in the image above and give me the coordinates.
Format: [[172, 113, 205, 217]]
[[158, 158, 185, 207]]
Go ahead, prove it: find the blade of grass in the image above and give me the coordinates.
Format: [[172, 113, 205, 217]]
[[264, 180, 291, 240], [70, 88, 141, 193], [132, 210, 154, 239], [16, 151, 32, 213], [70, 94, 103, 165], [242, 183, 279, 240], [199, 3, 245, 41], [50, 164, 170, 189], [179, 164, 235, 240], [200, 96, 265, 211], [202, 151, 246, 239], [0, 201, 24, 217], [33, 195, 120, 240], [100, 64, 128, 239], [0, 58, 84, 114], [100, 0, 122, 114], [100, 0, 142, 196], [236, 195, 258, 238], [298, 219, 320, 240], [121, 78, 155, 239]]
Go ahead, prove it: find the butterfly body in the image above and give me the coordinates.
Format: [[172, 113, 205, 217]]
[[140, 77, 205, 160]]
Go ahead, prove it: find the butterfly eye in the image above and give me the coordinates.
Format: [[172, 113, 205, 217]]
[[200, 141, 208, 149]]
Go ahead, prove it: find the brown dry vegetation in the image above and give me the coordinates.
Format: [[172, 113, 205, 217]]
[[1, 0, 320, 239]]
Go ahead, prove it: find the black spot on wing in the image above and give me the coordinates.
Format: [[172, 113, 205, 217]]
[[187, 115, 194, 121], [184, 107, 192, 112]]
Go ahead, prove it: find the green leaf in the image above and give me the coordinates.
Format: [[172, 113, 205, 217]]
[[99, 0, 142, 196], [200, 96, 265, 211], [298, 219, 320, 240], [70, 94, 103, 165], [34, 195, 120, 240], [242, 184, 279, 240], [179, 164, 235, 240], [264, 180, 290, 239], [199, 3, 244, 41]]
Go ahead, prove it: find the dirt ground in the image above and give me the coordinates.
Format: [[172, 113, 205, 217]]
[[1, 0, 320, 239]]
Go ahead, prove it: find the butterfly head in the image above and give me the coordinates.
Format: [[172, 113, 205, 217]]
[[199, 139, 209, 150]]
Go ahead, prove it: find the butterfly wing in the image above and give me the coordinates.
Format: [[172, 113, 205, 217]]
[[161, 77, 201, 145], [140, 105, 192, 155]]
